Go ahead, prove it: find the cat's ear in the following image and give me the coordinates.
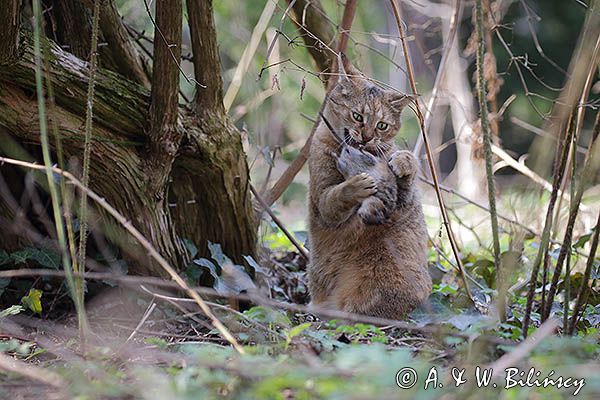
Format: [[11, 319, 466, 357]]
[[388, 92, 416, 112], [339, 53, 361, 79], [336, 52, 362, 86]]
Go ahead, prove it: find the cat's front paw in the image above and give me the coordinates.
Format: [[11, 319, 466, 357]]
[[343, 173, 377, 201], [358, 197, 387, 225], [389, 150, 417, 180]]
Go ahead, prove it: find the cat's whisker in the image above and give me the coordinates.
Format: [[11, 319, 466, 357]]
[[376, 144, 386, 160], [378, 142, 393, 157], [372, 141, 385, 159]]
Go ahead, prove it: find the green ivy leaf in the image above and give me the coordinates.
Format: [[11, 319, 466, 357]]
[[10, 247, 60, 269], [21, 289, 43, 314]]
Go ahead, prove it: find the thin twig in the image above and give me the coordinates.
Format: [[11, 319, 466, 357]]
[[224, 0, 277, 111], [0, 268, 513, 346], [492, 144, 576, 206], [336, 0, 357, 58], [139, 285, 286, 340], [77, 0, 102, 338], [418, 176, 587, 257], [0, 352, 65, 389], [520, 113, 574, 337], [542, 32, 600, 321], [389, 0, 474, 305], [250, 184, 309, 261], [125, 300, 157, 343], [511, 117, 587, 155], [42, 32, 81, 333], [258, 0, 299, 81], [263, 0, 357, 206], [543, 136, 600, 321]]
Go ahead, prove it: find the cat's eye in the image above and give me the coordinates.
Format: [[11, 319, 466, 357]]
[[376, 121, 389, 131], [351, 111, 363, 123]]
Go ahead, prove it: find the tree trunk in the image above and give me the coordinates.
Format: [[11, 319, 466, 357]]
[[444, 21, 486, 199], [0, 1, 20, 66], [0, 2, 256, 276]]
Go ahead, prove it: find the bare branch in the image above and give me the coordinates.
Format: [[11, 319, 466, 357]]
[[82, 0, 151, 88], [250, 184, 309, 261], [413, 0, 462, 156], [223, 0, 277, 112], [570, 210, 600, 334], [0, 267, 512, 346], [0, 352, 65, 389], [528, 0, 600, 177], [522, 112, 575, 337], [475, 0, 502, 319], [0, 155, 246, 354], [187, 0, 225, 114], [543, 113, 600, 321], [288, 0, 335, 81], [337, 0, 357, 58], [488, 318, 559, 379]]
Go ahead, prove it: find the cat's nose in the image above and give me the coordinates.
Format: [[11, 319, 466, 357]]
[[361, 131, 374, 143]]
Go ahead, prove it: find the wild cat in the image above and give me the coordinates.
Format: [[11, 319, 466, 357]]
[[307, 56, 432, 318]]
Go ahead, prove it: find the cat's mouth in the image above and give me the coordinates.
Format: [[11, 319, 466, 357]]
[[344, 128, 363, 149]]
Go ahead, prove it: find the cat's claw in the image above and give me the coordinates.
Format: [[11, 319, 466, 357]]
[[389, 150, 417, 180], [344, 173, 377, 200]]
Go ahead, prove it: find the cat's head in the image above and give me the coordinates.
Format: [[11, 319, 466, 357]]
[[323, 54, 414, 156]]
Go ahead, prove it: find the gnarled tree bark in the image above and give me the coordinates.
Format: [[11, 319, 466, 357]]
[[0, 2, 255, 276]]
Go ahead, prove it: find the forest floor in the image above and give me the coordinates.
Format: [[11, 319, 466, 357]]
[[1, 233, 600, 399]]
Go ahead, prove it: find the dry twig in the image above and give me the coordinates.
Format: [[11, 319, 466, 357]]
[[250, 185, 309, 260], [0, 268, 513, 346]]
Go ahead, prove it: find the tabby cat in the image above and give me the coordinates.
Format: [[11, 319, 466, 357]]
[[307, 56, 432, 318]]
